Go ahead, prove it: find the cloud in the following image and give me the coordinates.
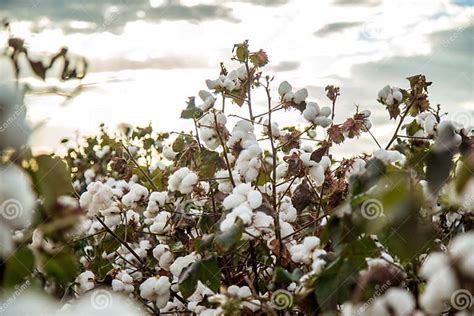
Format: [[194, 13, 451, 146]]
[[313, 25, 473, 126], [269, 61, 300, 72], [314, 22, 363, 37], [0, 0, 238, 34], [332, 0, 381, 6]]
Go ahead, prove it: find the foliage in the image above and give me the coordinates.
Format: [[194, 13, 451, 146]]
[[0, 41, 473, 316]]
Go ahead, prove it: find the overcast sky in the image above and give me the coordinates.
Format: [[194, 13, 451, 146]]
[[0, 0, 473, 154]]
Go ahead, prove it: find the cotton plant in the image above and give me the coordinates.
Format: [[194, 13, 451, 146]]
[[1, 42, 474, 316]]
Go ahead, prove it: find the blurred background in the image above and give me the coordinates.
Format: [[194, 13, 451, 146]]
[[0, 0, 473, 155]]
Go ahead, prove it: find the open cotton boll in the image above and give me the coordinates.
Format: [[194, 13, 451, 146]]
[[263, 119, 280, 137], [168, 167, 199, 194], [449, 232, 474, 276], [149, 211, 171, 234], [79, 182, 114, 216], [139, 276, 171, 309], [319, 106, 332, 118], [293, 88, 308, 104], [278, 81, 292, 97], [303, 105, 318, 122], [0, 164, 36, 230], [122, 183, 149, 206], [373, 149, 405, 164], [232, 204, 253, 224], [247, 190, 262, 209], [290, 236, 321, 265], [205, 79, 220, 90], [371, 288, 415, 316], [162, 145, 177, 160], [170, 253, 199, 277], [279, 196, 297, 222], [223, 193, 247, 210], [378, 85, 391, 99], [75, 271, 95, 294], [346, 158, 366, 179], [153, 244, 174, 270], [309, 165, 325, 185]]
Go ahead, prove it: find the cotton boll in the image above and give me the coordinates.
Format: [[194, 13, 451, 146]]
[[0, 164, 36, 230], [233, 205, 253, 225], [293, 88, 308, 104], [223, 79, 235, 91], [392, 89, 403, 102], [309, 165, 325, 186], [303, 106, 317, 122], [319, 106, 332, 118], [170, 253, 198, 277], [139, 276, 171, 309], [223, 193, 247, 210], [163, 145, 177, 160], [378, 85, 391, 99], [149, 212, 171, 234], [279, 220, 294, 238], [319, 156, 331, 170], [279, 197, 297, 222], [371, 287, 416, 316], [282, 91, 294, 103], [253, 211, 273, 228], [75, 271, 95, 294], [206, 79, 220, 90], [278, 81, 292, 97], [275, 163, 288, 179], [247, 190, 262, 209], [313, 117, 332, 128], [263, 120, 280, 137]]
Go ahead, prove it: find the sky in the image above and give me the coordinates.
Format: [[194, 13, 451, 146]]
[[0, 0, 473, 156]]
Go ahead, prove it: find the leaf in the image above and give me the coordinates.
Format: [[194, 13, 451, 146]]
[[90, 256, 113, 280], [214, 218, 244, 253], [179, 256, 221, 298], [272, 267, 303, 288], [42, 248, 79, 285], [315, 257, 358, 311], [234, 44, 248, 62], [2, 246, 34, 287], [256, 168, 271, 186], [34, 155, 73, 210], [181, 97, 203, 119], [426, 150, 453, 195], [198, 150, 221, 179], [310, 143, 329, 163]]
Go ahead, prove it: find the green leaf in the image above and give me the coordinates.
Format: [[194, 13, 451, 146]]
[[90, 256, 113, 279], [2, 246, 35, 287], [198, 150, 221, 179], [179, 256, 221, 298], [426, 150, 453, 195], [34, 155, 73, 210], [42, 248, 79, 285], [315, 258, 358, 311], [235, 44, 248, 62], [272, 267, 303, 288], [214, 218, 244, 253], [256, 168, 271, 186], [181, 97, 203, 119]]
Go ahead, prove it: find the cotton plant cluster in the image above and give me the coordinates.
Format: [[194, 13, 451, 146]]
[[1, 45, 473, 316], [419, 232, 474, 314]]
